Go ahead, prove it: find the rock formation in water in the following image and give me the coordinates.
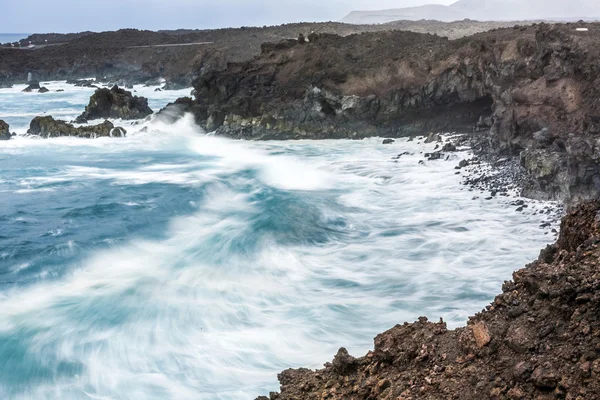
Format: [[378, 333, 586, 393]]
[[28, 116, 126, 138], [0, 120, 11, 140], [75, 86, 152, 122], [21, 81, 40, 92], [258, 201, 600, 400], [175, 22, 600, 205]]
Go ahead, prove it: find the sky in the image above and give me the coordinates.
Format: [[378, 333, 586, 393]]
[[0, 0, 455, 33]]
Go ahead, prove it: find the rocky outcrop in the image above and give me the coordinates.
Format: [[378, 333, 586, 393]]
[[0, 21, 527, 87], [75, 86, 152, 122], [187, 23, 600, 205], [0, 120, 10, 140], [22, 81, 40, 92], [259, 201, 600, 400], [28, 116, 126, 138], [163, 76, 190, 90], [38, 87, 49, 93]]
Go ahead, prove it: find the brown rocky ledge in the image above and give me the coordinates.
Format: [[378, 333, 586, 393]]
[[258, 201, 600, 400]]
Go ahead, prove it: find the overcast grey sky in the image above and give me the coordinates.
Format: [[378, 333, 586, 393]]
[[2, 0, 455, 33]]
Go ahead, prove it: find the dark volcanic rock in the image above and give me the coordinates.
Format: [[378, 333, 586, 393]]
[[38, 87, 49, 93], [0, 120, 11, 140], [163, 76, 190, 91], [156, 97, 204, 125], [22, 81, 40, 92], [382, 138, 394, 144], [28, 116, 126, 138], [76, 85, 152, 122], [260, 201, 600, 400], [188, 23, 600, 205]]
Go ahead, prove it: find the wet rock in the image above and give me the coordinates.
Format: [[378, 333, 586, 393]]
[[425, 132, 442, 143], [22, 81, 41, 92], [27, 116, 126, 138], [75, 85, 153, 123], [0, 120, 11, 140], [442, 142, 457, 152], [382, 138, 394, 144], [38, 87, 49, 93]]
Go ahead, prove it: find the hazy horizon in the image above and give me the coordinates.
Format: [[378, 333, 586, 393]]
[[3, 0, 455, 33], [2, 0, 597, 34]]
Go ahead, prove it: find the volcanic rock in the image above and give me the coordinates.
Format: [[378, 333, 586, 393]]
[[259, 201, 600, 399], [382, 138, 394, 144], [28, 116, 126, 138], [38, 87, 49, 93], [22, 81, 40, 92], [0, 120, 10, 140], [75, 85, 152, 123], [188, 23, 600, 205]]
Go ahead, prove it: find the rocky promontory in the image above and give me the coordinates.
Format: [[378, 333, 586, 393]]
[[76, 86, 152, 122], [28, 116, 126, 138], [177, 22, 600, 205], [259, 201, 600, 400]]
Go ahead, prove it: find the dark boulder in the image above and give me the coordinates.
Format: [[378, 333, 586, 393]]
[[156, 97, 204, 125], [163, 76, 190, 91], [76, 85, 153, 123], [382, 139, 395, 144], [38, 87, 49, 93], [67, 79, 97, 88], [23, 84, 41, 92], [442, 142, 457, 152], [0, 120, 11, 140], [28, 116, 126, 138], [22, 81, 41, 92]]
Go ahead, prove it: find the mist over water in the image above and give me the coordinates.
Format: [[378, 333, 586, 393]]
[[0, 83, 558, 399]]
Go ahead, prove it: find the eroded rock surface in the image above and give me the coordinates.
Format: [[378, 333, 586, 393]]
[[76, 85, 152, 122], [28, 116, 126, 138], [184, 22, 600, 204], [0, 120, 10, 140], [259, 201, 600, 400]]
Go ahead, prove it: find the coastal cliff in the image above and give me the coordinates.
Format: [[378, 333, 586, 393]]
[[259, 201, 600, 399], [185, 22, 600, 205], [0, 20, 521, 89]]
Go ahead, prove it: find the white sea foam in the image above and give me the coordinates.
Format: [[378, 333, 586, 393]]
[[0, 87, 561, 399]]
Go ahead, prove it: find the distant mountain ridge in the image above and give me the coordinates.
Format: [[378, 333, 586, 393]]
[[342, 0, 600, 24]]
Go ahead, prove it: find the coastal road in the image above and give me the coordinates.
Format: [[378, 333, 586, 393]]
[[2, 42, 215, 51], [128, 42, 215, 49]]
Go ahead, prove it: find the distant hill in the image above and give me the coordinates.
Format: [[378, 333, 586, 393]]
[[341, 0, 600, 24]]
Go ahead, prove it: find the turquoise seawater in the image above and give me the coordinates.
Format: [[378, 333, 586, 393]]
[[0, 82, 558, 399]]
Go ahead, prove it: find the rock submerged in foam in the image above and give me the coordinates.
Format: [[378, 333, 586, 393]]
[[0, 119, 10, 140], [28, 116, 126, 139]]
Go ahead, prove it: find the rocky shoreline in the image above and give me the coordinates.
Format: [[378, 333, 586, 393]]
[[169, 22, 600, 208], [257, 200, 600, 399]]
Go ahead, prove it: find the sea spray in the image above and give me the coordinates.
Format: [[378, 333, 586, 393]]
[[0, 84, 560, 399]]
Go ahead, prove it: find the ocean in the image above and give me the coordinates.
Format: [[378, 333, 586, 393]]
[[0, 33, 30, 44], [0, 82, 559, 399]]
